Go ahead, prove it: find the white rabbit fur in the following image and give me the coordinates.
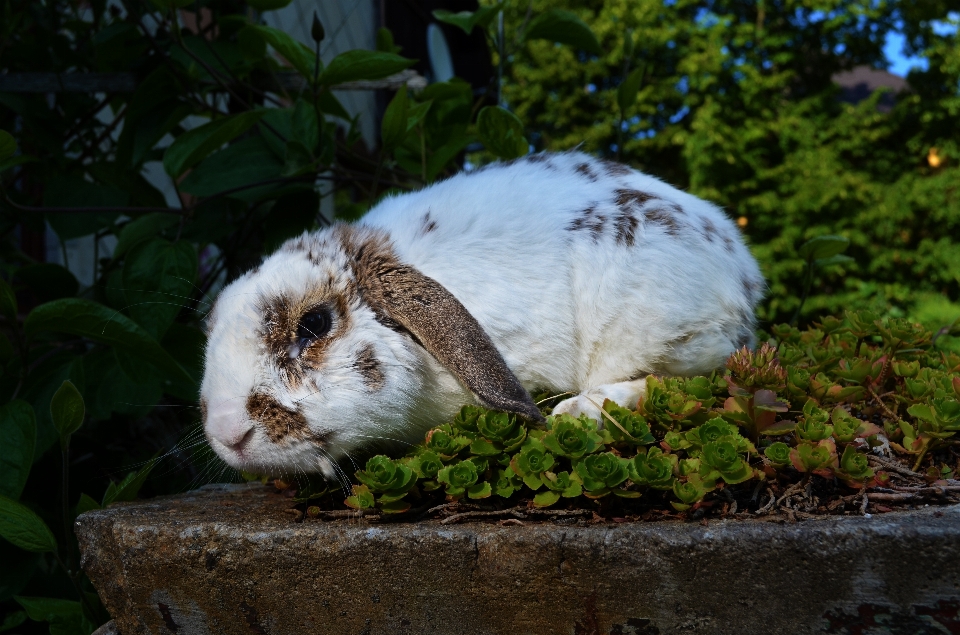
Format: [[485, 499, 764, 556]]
[[201, 151, 763, 478]]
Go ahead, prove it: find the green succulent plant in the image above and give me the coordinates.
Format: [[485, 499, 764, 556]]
[[330, 309, 959, 519], [425, 425, 471, 459], [836, 445, 875, 483], [796, 399, 834, 441], [700, 438, 755, 484], [437, 459, 491, 499], [628, 447, 676, 489], [600, 400, 656, 445], [355, 456, 417, 501], [533, 470, 583, 507], [542, 414, 604, 459], [574, 452, 630, 497], [509, 437, 556, 489], [763, 442, 792, 466]]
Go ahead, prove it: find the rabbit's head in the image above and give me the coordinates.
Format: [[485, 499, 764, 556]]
[[200, 225, 541, 477]]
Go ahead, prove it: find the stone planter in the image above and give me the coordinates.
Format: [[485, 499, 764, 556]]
[[76, 484, 960, 635]]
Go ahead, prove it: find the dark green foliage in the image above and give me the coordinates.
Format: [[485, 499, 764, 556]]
[[349, 311, 960, 514]]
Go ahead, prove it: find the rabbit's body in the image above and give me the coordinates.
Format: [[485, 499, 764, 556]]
[[201, 151, 763, 477]]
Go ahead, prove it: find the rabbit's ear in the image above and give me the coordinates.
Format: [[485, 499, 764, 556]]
[[347, 230, 544, 422]]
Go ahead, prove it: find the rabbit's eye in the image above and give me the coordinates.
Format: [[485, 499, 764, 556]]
[[297, 308, 332, 345]]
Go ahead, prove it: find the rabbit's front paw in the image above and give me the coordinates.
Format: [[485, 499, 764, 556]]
[[551, 379, 647, 425]]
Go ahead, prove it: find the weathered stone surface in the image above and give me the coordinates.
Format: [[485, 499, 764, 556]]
[[76, 484, 960, 635]]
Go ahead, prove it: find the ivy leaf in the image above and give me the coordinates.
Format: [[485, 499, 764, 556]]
[[477, 106, 527, 159], [50, 380, 84, 447], [523, 9, 602, 55], [321, 50, 415, 87], [24, 298, 193, 385], [798, 235, 849, 260], [0, 401, 36, 500], [432, 8, 499, 35], [0, 496, 57, 553], [163, 111, 265, 178]]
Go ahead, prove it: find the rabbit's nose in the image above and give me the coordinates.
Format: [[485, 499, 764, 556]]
[[205, 404, 255, 452]]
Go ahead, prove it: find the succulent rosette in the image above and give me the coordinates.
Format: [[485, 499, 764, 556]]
[[830, 407, 881, 443], [425, 425, 471, 459], [344, 484, 376, 510], [543, 414, 603, 459], [763, 442, 792, 466], [574, 452, 630, 497], [509, 437, 555, 489], [725, 342, 787, 392], [661, 430, 692, 452], [789, 439, 838, 476], [671, 475, 710, 511], [437, 459, 491, 499], [796, 399, 834, 441], [628, 447, 676, 488], [700, 438, 755, 484], [836, 445, 874, 483], [355, 455, 417, 502], [470, 410, 526, 455], [600, 400, 656, 445], [451, 404, 484, 434], [492, 468, 523, 498], [534, 471, 584, 507]]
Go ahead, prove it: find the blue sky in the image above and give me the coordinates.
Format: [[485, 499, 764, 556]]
[[885, 14, 959, 76]]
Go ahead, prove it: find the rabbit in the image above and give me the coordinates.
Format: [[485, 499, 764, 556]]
[[200, 151, 763, 478]]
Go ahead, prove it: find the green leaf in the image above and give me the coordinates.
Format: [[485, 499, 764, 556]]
[[75, 493, 100, 516], [24, 298, 193, 385], [241, 25, 316, 79], [321, 50, 415, 86], [617, 66, 644, 117], [814, 254, 856, 268], [162, 111, 265, 178], [381, 85, 409, 152], [523, 9, 602, 55], [14, 596, 89, 635], [432, 8, 499, 35], [0, 130, 15, 160], [44, 177, 126, 241], [0, 496, 57, 553], [246, 0, 292, 10], [798, 235, 850, 260], [102, 457, 157, 507], [532, 490, 561, 507], [122, 239, 198, 339], [0, 277, 16, 321], [0, 610, 26, 632], [476, 106, 527, 159], [0, 154, 39, 173], [113, 213, 180, 259], [0, 400, 36, 500], [179, 135, 287, 202], [50, 380, 84, 445], [291, 99, 320, 154]]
